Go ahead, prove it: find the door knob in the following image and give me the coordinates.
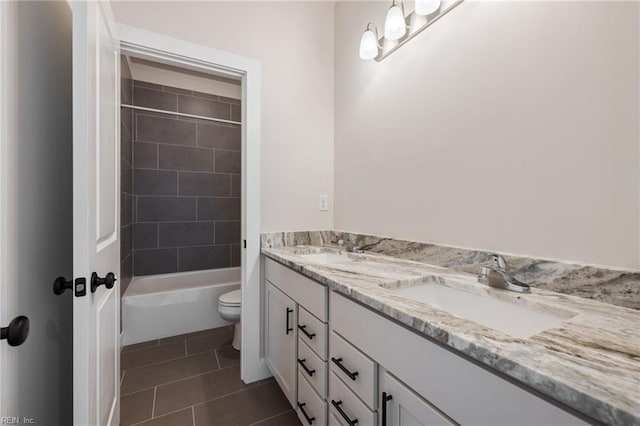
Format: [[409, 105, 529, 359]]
[[1, 316, 30, 347], [53, 276, 73, 295], [91, 272, 116, 293]]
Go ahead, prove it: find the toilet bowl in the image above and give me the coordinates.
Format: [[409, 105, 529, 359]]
[[218, 289, 241, 350]]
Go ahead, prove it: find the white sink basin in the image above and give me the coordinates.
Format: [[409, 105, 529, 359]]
[[394, 283, 567, 338], [297, 252, 353, 265]]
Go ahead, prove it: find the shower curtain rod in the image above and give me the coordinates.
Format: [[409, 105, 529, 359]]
[[121, 104, 241, 126]]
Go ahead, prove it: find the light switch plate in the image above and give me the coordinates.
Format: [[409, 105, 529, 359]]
[[319, 194, 328, 211]]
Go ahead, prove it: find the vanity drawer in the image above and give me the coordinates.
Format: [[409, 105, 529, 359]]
[[297, 372, 327, 426], [298, 306, 328, 359], [329, 372, 376, 426], [298, 338, 327, 397], [330, 331, 377, 409], [265, 258, 328, 321], [329, 414, 343, 426]]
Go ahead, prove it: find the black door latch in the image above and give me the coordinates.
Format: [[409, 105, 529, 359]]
[[53, 276, 87, 297]]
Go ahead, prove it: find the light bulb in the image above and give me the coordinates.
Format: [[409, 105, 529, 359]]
[[415, 0, 441, 15], [384, 3, 406, 41], [359, 27, 379, 60]]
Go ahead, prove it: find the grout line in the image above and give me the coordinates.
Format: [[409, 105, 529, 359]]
[[127, 404, 182, 426], [248, 409, 295, 426], [134, 194, 239, 199], [134, 136, 241, 151], [121, 339, 159, 354], [133, 168, 240, 177], [132, 243, 236, 252], [122, 327, 228, 354], [184, 339, 188, 356], [121, 353, 188, 375], [191, 406, 196, 426], [120, 358, 224, 397], [151, 387, 157, 419], [214, 349, 221, 370], [186, 382, 267, 412], [149, 382, 259, 421]]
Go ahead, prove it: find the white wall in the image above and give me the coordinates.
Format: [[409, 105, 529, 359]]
[[334, 1, 640, 269], [112, 1, 335, 232]]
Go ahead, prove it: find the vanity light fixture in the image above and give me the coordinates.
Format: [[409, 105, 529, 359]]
[[384, 0, 407, 41], [415, 0, 441, 15], [359, 23, 382, 60], [360, 0, 464, 62]]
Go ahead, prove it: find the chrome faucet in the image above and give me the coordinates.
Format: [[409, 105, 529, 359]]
[[478, 254, 530, 293]]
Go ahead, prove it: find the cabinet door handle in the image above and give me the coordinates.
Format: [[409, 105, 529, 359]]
[[297, 402, 315, 425], [298, 358, 316, 377], [298, 324, 316, 339], [331, 400, 358, 426], [285, 308, 293, 335], [382, 392, 393, 426], [331, 357, 359, 381]]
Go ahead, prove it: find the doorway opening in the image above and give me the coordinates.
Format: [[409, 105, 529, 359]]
[[118, 24, 267, 394]]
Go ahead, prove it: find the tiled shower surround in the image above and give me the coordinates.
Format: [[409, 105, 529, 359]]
[[131, 80, 241, 275], [120, 57, 134, 294]]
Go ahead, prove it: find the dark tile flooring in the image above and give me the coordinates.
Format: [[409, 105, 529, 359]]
[[120, 326, 301, 426]]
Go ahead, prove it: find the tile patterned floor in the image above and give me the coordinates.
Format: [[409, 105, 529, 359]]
[[120, 326, 301, 426]]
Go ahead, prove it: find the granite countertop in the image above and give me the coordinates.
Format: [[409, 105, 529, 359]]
[[261, 244, 640, 425]]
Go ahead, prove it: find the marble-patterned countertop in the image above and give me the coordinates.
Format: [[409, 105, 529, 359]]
[[261, 245, 640, 425]]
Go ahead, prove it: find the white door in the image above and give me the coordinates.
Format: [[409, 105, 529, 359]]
[[379, 370, 454, 426], [265, 281, 297, 406], [0, 1, 74, 425], [72, 2, 121, 425]]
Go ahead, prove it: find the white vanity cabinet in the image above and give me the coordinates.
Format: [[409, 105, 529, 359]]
[[379, 369, 455, 426], [264, 257, 591, 426], [265, 281, 297, 405], [330, 291, 590, 426], [264, 258, 330, 425]]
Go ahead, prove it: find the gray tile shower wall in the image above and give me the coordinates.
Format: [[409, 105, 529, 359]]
[[131, 80, 241, 276], [120, 56, 134, 295]]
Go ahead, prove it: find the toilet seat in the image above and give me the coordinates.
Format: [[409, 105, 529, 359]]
[[219, 289, 241, 307]]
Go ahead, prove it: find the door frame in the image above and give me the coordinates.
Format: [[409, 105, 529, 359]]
[[118, 25, 268, 383], [0, 0, 12, 415]]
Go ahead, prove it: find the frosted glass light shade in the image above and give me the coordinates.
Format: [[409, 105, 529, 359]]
[[415, 0, 441, 15], [384, 4, 406, 41], [359, 28, 379, 60]]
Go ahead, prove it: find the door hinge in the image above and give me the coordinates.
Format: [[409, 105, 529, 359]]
[[244, 239, 247, 249]]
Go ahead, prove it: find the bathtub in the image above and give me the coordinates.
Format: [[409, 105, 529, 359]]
[[122, 268, 240, 345]]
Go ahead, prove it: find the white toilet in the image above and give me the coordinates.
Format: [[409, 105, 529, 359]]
[[218, 289, 241, 350]]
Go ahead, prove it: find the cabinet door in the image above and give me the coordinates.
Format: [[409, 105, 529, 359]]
[[265, 281, 297, 406], [380, 370, 455, 426]]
